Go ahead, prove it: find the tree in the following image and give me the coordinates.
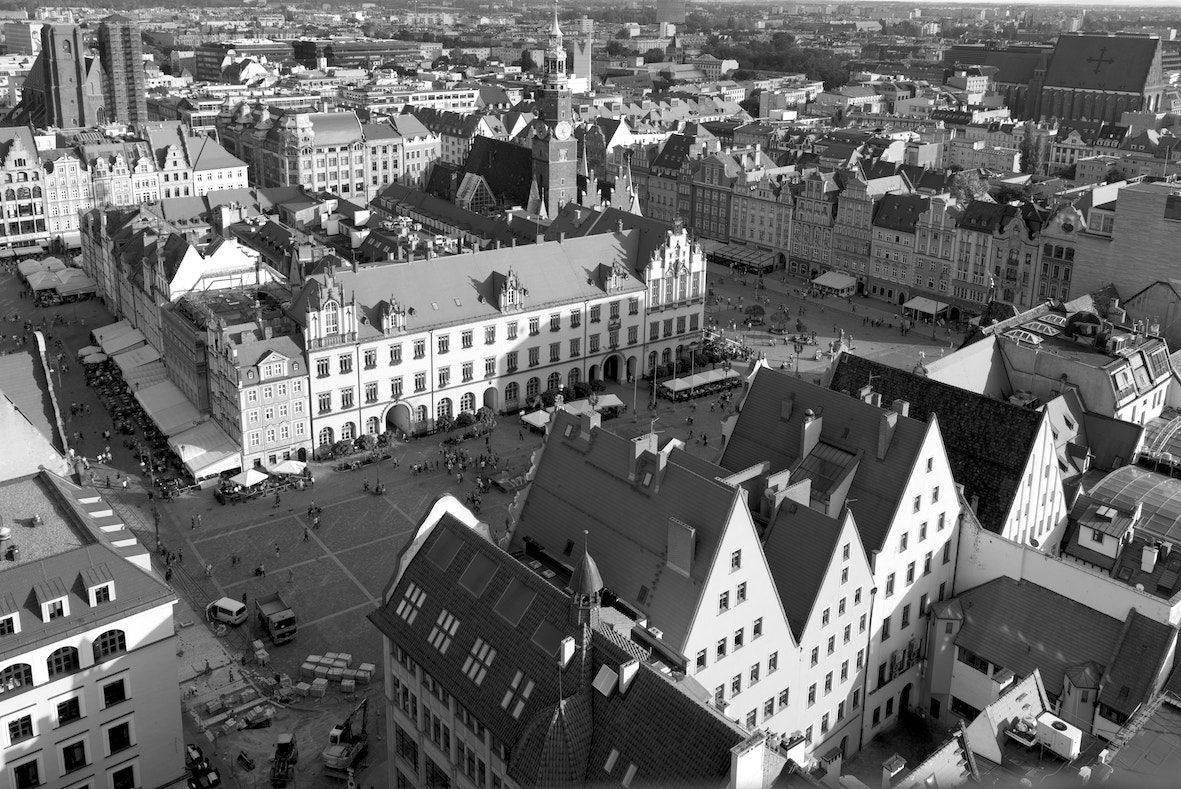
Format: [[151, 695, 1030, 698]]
[[605, 39, 629, 57], [643, 48, 666, 64], [1018, 124, 1041, 175], [992, 183, 1033, 204], [950, 170, 988, 203], [614, 28, 631, 39], [518, 49, 536, 71]]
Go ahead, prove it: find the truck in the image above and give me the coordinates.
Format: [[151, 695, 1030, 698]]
[[254, 591, 297, 644], [322, 698, 368, 780], [269, 733, 298, 787]]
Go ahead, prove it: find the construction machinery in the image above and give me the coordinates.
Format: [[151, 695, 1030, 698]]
[[322, 698, 368, 780], [269, 733, 298, 787]]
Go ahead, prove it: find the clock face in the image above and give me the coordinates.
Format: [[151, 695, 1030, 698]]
[[554, 121, 573, 141]]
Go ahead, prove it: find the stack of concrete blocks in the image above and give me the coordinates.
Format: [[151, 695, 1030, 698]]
[[310, 677, 328, 698]]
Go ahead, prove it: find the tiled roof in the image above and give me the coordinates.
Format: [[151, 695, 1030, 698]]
[[826, 354, 1042, 535], [461, 136, 533, 208], [761, 503, 844, 641], [957, 199, 1017, 233], [721, 368, 928, 553], [872, 194, 929, 234], [1098, 610, 1176, 718], [291, 229, 643, 339], [188, 133, 245, 171], [953, 577, 1124, 698], [543, 203, 668, 277], [513, 410, 743, 651], [1043, 35, 1161, 94], [368, 508, 747, 789]]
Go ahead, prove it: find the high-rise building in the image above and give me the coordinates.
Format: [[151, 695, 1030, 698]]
[[2, 21, 43, 55], [657, 0, 686, 26], [97, 14, 147, 126]]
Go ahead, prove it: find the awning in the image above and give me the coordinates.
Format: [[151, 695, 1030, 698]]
[[18, 258, 63, 277], [25, 271, 58, 291], [663, 368, 741, 393], [903, 296, 948, 316], [92, 321, 133, 346], [520, 395, 627, 429], [811, 271, 857, 292], [135, 380, 204, 436], [710, 243, 776, 271], [521, 409, 549, 428], [121, 360, 168, 391], [113, 344, 162, 373], [54, 268, 96, 296], [169, 420, 240, 479], [101, 328, 147, 356]]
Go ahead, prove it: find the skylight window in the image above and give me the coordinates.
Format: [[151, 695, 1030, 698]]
[[462, 637, 496, 685], [428, 609, 459, 654], [458, 553, 498, 598], [427, 529, 464, 571], [395, 582, 427, 624], [493, 578, 536, 627], [501, 670, 535, 719]]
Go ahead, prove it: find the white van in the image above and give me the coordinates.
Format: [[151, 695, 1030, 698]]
[[206, 597, 248, 626]]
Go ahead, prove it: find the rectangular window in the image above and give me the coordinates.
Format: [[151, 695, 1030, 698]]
[[589, 334, 599, 353], [485, 358, 496, 377], [882, 616, 891, 641], [570, 310, 581, 328], [886, 573, 895, 596], [943, 543, 952, 564], [57, 697, 82, 725], [7, 714, 33, 743], [507, 322, 518, 340], [107, 720, 132, 753], [932, 485, 940, 503], [753, 617, 763, 638], [717, 639, 727, 660], [734, 628, 744, 649], [462, 362, 473, 382], [590, 305, 601, 323], [413, 339, 426, 359], [549, 343, 560, 363], [808, 684, 816, 706], [550, 313, 561, 332], [736, 582, 747, 604], [810, 647, 819, 667], [364, 349, 377, 368], [438, 335, 450, 354], [339, 354, 353, 374], [750, 663, 760, 685], [506, 351, 518, 372], [769, 651, 778, 673], [906, 562, 915, 584], [365, 382, 378, 403], [902, 604, 911, 629], [696, 650, 707, 670], [844, 624, 851, 644], [529, 317, 540, 335], [731, 675, 742, 695], [103, 678, 127, 707], [718, 591, 729, 613], [913, 495, 921, 513], [528, 347, 539, 367], [484, 326, 496, 345], [62, 739, 87, 772], [570, 338, 580, 357], [461, 330, 473, 348], [827, 635, 835, 655]]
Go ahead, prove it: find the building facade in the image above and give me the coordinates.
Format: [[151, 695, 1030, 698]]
[[97, 16, 147, 127]]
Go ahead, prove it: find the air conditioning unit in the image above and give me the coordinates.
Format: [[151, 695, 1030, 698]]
[[1036, 711, 1082, 761]]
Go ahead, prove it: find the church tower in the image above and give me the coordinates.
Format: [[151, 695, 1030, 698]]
[[531, 9, 578, 219]]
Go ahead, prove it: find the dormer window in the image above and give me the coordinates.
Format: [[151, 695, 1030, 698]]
[[93, 584, 112, 605], [0, 613, 17, 636], [47, 601, 64, 620], [83, 566, 115, 607]]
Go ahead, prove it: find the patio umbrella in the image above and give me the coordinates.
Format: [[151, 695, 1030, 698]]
[[77, 345, 101, 357], [270, 459, 307, 475], [229, 468, 269, 487], [83, 353, 108, 364]]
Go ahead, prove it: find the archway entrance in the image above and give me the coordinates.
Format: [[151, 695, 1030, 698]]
[[483, 386, 498, 412], [900, 683, 913, 715], [626, 355, 636, 382], [386, 402, 412, 437], [604, 353, 623, 383], [897, 291, 908, 306], [778, 253, 787, 270], [857, 280, 866, 296], [588, 363, 600, 383]]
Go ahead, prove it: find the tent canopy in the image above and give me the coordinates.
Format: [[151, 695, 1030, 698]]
[[270, 459, 306, 475], [811, 271, 857, 293], [25, 271, 58, 291], [101, 328, 147, 356], [92, 321, 133, 346], [168, 420, 240, 479], [135, 380, 203, 436], [520, 395, 626, 429], [663, 368, 740, 393], [230, 468, 269, 487], [114, 344, 162, 373], [903, 296, 948, 316], [710, 242, 776, 272], [121, 360, 168, 391]]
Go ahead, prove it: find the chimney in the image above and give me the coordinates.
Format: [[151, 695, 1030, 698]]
[[800, 408, 822, 458], [1142, 543, 1160, 574], [560, 636, 576, 668], [892, 399, 910, 418], [351, 257, 359, 274], [728, 733, 770, 789], [878, 411, 899, 460], [580, 410, 601, 436], [882, 755, 907, 789], [618, 659, 639, 694]]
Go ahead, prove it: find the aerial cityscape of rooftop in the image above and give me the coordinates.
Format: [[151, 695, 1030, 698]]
[[6, 1, 1181, 788]]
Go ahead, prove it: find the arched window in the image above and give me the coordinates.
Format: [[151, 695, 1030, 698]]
[[4, 189, 14, 201], [526, 377, 540, 397], [661, 348, 672, 364], [47, 646, 80, 678], [459, 393, 475, 413], [547, 372, 561, 392], [16, 187, 30, 200], [366, 416, 380, 434], [414, 405, 428, 424], [505, 382, 519, 403], [437, 398, 452, 420], [318, 426, 334, 446], [568, 368, 580, 387], [323, 301, 339, 334], [0, 663, 33, 692], [31, 186, 41, 198], [93, 630, 127, 661], [341, 422, 355, 441]]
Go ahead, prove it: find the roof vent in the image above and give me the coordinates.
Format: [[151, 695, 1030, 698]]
[[593, 665, 618, 697]]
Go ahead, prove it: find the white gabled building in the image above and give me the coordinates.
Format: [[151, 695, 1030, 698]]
[[722, 369, 962, 748], [0, 471, 184, 789], [290, 224, 707, 447]]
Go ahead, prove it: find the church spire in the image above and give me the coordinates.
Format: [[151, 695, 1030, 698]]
[[544, 4, 568, 87]]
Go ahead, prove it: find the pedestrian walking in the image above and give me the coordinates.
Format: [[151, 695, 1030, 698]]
[[275, 543, 280, 557], [178, 549, 183, 562], [312, 514, 320, 530], [196, 514, 202, 528], [273, 492, 280, 508], [191, 516, 196, 530], [289, 568, 295, 583], [303, 527, 310, 542]]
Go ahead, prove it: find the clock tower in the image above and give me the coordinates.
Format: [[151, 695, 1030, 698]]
[[531, 9, 578, 219]]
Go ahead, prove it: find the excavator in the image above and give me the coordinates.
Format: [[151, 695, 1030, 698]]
[[322, 698, 368, 781]]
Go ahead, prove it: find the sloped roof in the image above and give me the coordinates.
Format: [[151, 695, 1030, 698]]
[[0, 345, 64, 454], [957, 199, 1017, 234], [514, 410, 743, 650], [761, 503, 843, 641], [953, 576, 1124, 698], [368, 508, 747, 789], [1098, 610, 1176, 719], [873, 194, 929, 234], [308, 112, 363, 145], [543, 203, 667, 276], [1043, 35, 1161, 94], [188, 133, 245, 171], [826, 354, 1042, 535], [461, 135, 533, 208], [721, 368, 928, 553]]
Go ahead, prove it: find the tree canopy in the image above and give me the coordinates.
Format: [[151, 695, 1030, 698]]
[[702, 38, 849, 90]]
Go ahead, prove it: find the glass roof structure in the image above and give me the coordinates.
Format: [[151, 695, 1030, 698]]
[[1088, 465, 1181, 544]]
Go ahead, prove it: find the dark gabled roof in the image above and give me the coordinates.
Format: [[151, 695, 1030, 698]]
[[721, 369, 928, 554], [954, 576, 1125, 698], [1043, 35, 1161, 94], [872, 194, 929, 234], [761, 503, 843, 641], [649, 133, 693, 174], [461, 135, 533, 208], [956, 199, 1017, 234], [1098, 610, 1176, 719], [826, 354, 1042, 535], [514, 410, 742, 651], [368, 508, 747, 789], [544, 204, 667, 277]]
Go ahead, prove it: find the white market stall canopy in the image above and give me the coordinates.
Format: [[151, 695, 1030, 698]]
[[520, 395, 625, 429], [811, 271, 857, 292], [664, 368, 741, 393], [55, 268, 97, 297], [18, 257, 66, 277], [122, 360, 168, 391], [92, 321, 133, 346], [113, 344, 162, 373], [101, 328, 147, 356], [25, 271, 58, 291], [169, 420, 240, 479], [135, 380, 204, 436], [903, 296, 949, 316]]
